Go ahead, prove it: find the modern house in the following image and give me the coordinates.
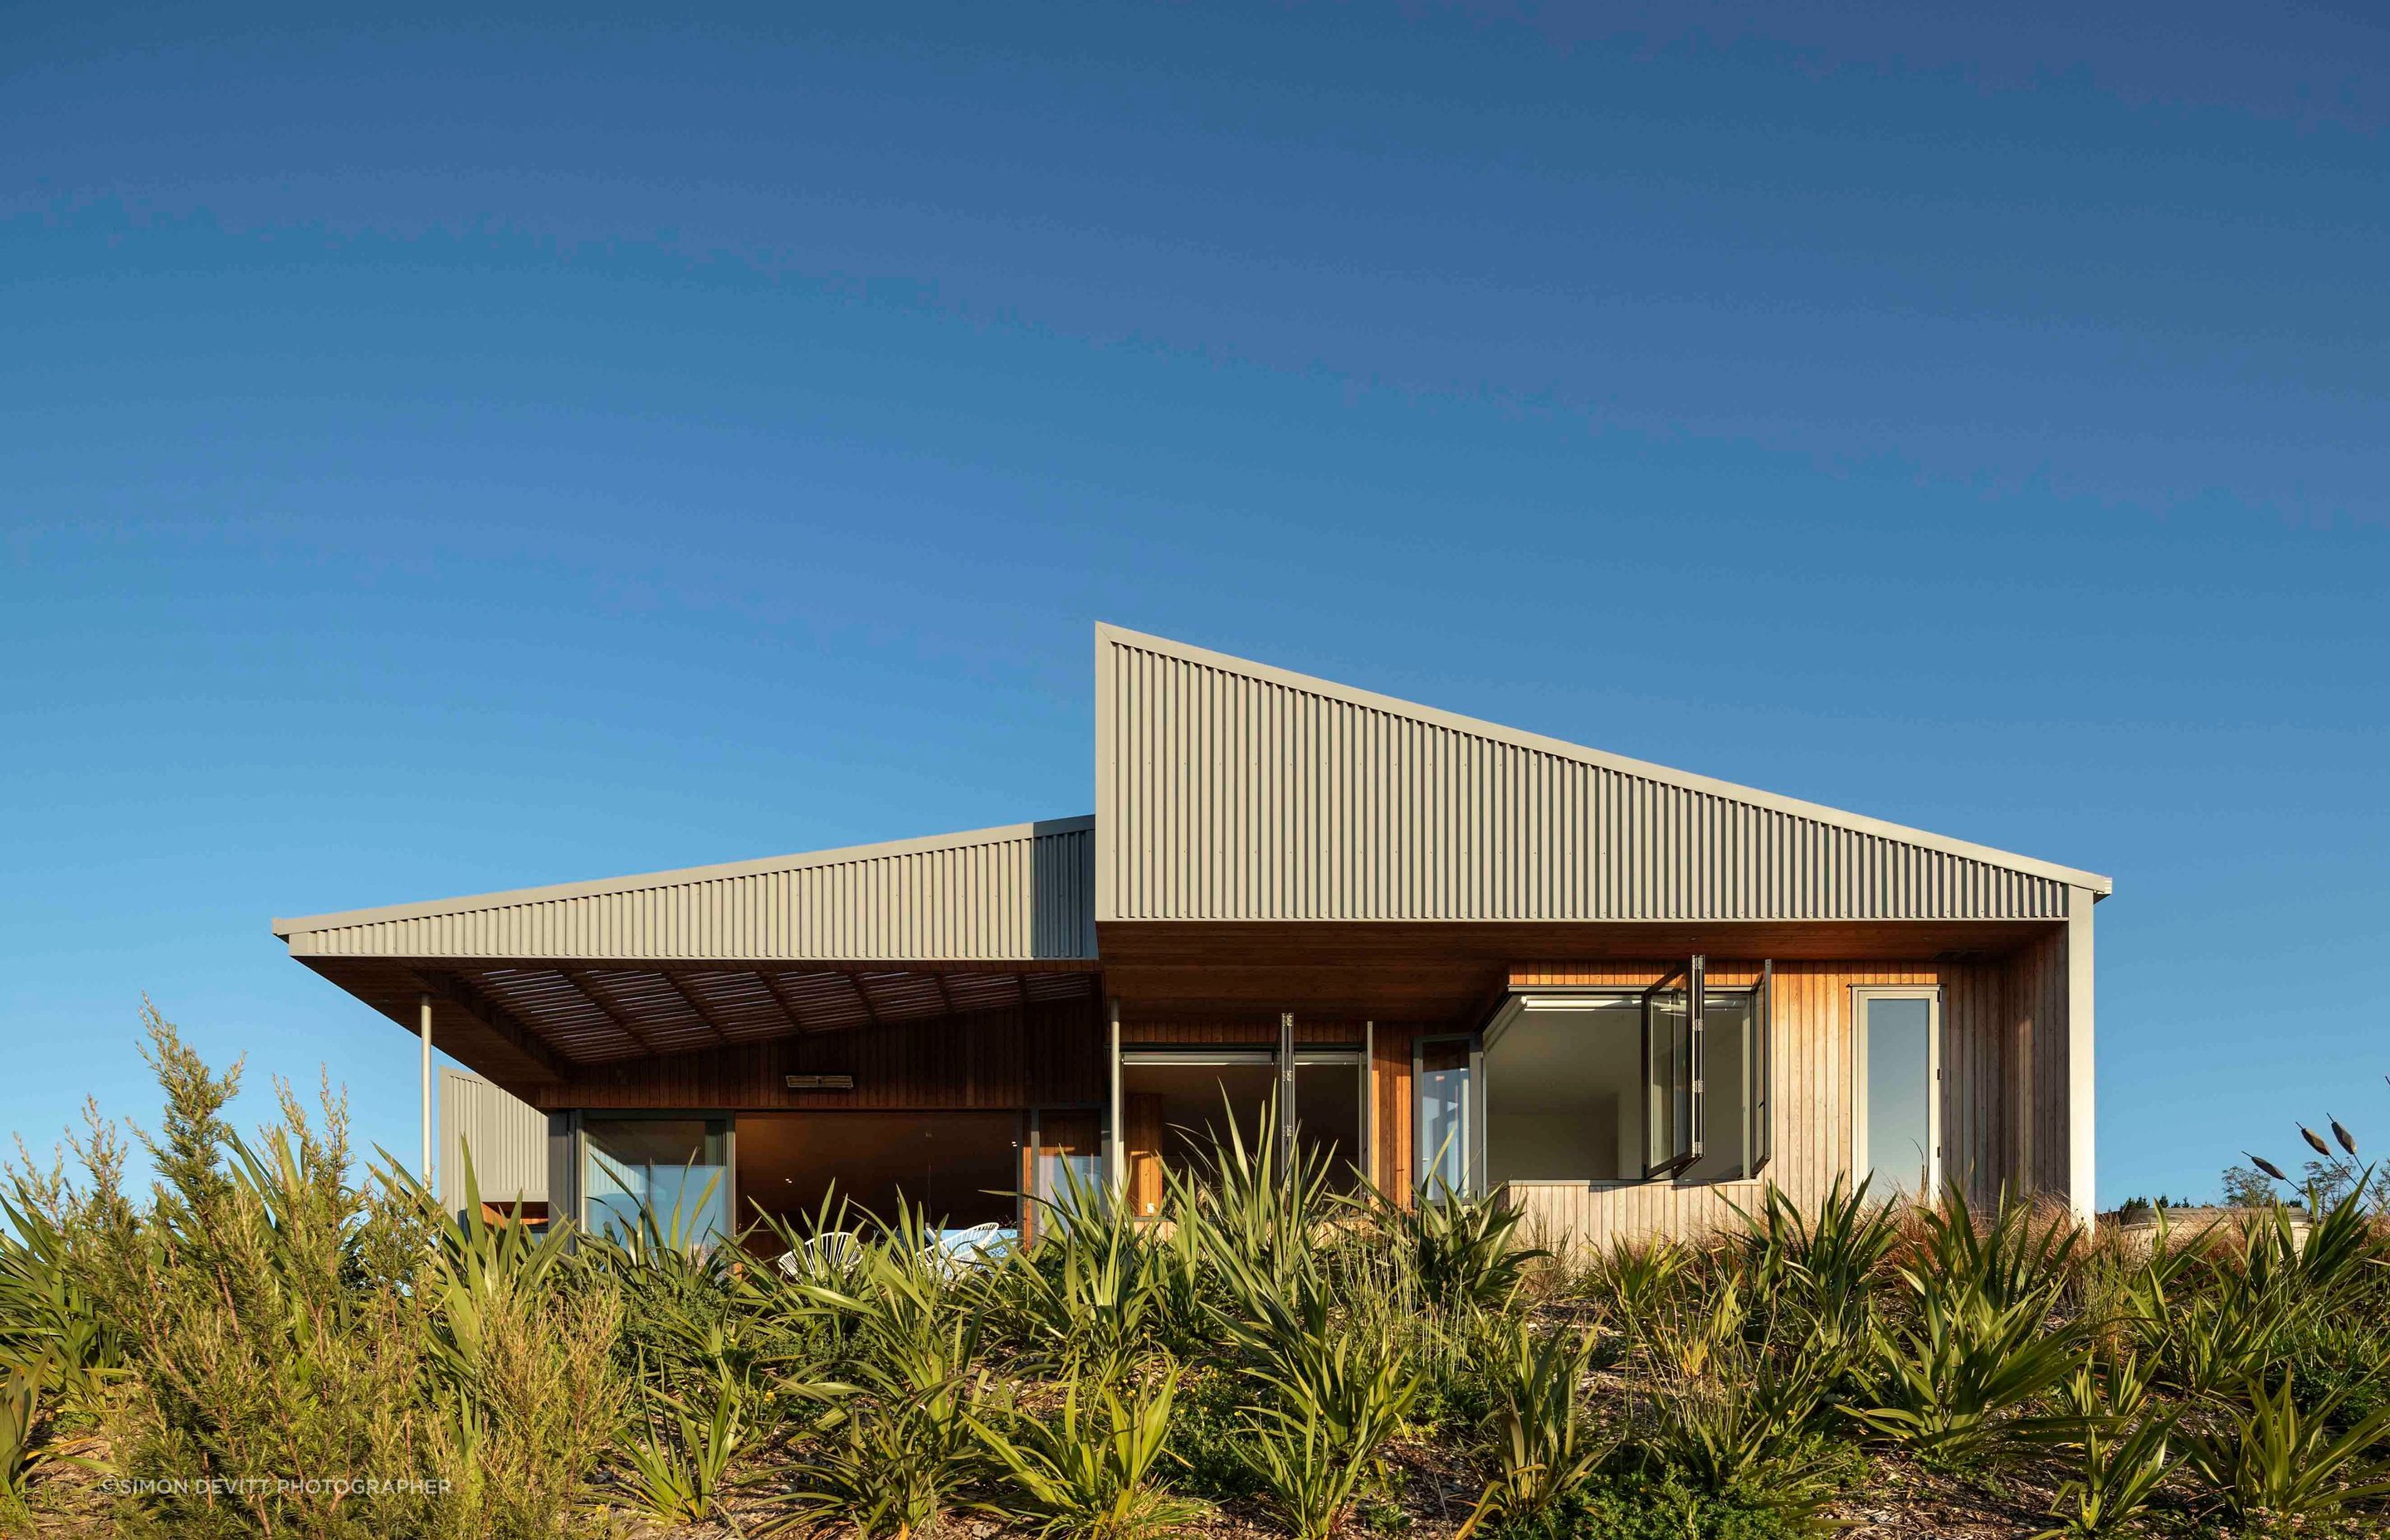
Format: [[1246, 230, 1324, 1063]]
[[271, 625, 2106, 1247]]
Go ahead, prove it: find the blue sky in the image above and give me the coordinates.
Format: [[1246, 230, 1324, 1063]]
[[3, 2, 2384, 1206]]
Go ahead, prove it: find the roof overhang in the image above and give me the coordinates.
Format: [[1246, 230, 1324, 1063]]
[[272, 818, 1102, 1094], [300, 953, 1100, 1094], [1095, 914, 2066, 1024]]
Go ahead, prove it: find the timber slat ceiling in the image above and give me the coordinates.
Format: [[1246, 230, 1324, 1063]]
[[272, 818, 1097, 962], [1095, 626, 2110, 924], [446, 964, 1093, 1065]]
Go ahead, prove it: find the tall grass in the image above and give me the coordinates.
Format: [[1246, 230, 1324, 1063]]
[[7, 1006, 2390, 1538]]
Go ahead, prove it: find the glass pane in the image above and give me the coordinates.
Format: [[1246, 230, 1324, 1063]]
[[1294, 1058, 1363, 1192], [1417, 1040, 1473, 1196], [1682, 991, 1752, 1183], [1485, 1000, 1639, 1184], [1034, 1112, 1102, 1210], [1644, 985, 1690, 1174], [736, 1112, 1017, 1232], [1752, 966, 1773, 1172], [1864, 997, 1935, 1200], [583, 1118, 729, 1247], [1119, 1060, 1274, 1216]]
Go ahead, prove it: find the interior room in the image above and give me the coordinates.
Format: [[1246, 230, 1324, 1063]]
[[1118, 1056, 1275, 1216], [1481, 987, 1758, 1187], [734, 1111, 1022, 1235]]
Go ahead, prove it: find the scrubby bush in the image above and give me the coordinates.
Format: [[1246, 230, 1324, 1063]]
[[6, 1006, 2390, 1540]]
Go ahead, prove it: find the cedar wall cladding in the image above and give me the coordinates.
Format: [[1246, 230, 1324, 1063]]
[[527, 997, 1105, 1113], [1490, 946, 2070, 1250]]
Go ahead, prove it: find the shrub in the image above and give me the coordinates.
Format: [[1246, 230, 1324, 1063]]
[[1587, 1237, 1694, 1330], [1163, 1365, 1263, 1500], [990, 1172, 1158, 1382], [616, 1369, 750, 1526], [970, 1359, 1202, 1539], [1486, 1469, 1813, 1540], [1210, 1234, 1422, 1540], [774, 1205, 987, 1538], [2183, 1374, 2390, 1524], [1361, 1176, 1548, 1312], [1459, 1318, 1611, 1534], [2032, 1354, 2178, 1538], [1634, 1281, 1844, 1519], [1850, 1288, 2085, 1467], [1724, 1177, 1899, 1372]]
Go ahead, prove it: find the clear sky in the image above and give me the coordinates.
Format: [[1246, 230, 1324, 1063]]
[[4, 2, 2385, 1208]]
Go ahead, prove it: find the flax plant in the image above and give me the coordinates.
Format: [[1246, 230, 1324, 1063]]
[[969, 1359, 1202, 1540]]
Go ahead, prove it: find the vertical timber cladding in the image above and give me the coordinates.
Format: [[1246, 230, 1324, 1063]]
[[1500, 958, 2066, 1250], [1095, 626, 2100, 926]]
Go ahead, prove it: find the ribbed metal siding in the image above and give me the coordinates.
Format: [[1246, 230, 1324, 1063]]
[[289, 823, 1096, 961], [1100, 637, 2068, 923], [440, 1070, 549, 1208]]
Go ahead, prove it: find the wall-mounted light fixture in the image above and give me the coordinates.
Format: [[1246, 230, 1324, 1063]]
[[783, 1074, 856, 1091]]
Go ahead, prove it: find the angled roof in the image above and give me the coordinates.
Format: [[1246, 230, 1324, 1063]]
[[274, 816, 1098, 962], [1095, 624, 2108, 924]]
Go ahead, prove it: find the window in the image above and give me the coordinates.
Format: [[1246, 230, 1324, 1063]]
[[1486, 997, 1641, 1183], [1291, 1050, 1367, 1194], [1682, 984, 1758, 1183], [1415, 1036, 1479, 1195], [1480, 958, 1773, 1188], [583, 1117, 730, 1246], [1118, 1052, 1276, 1216], [1031, 1110, 1102, 1211], [1853, 988, 1940, 1201]]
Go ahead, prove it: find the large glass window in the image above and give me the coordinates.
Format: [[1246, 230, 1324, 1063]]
[[1480, 963, 1771, 1188], [583, 1117, 730, 1246], [735, 1112, 1018, 1233], [1856, 990, 1939, 1201], [1642, 972, 1695, 1177], [1292, 1052, 1365, 1193], [1119, 1054, 1275, 1217], [1032, 1110, 1103, 1211], [1486, 998, 1641, 1184]]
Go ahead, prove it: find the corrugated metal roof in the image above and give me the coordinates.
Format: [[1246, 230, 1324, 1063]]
[[1095, 625, 2109, 924], [274, 818, 1097, 961]]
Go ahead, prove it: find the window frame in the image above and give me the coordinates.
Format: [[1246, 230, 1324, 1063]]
[[1412, 1031, 1483, 1198], [577, 1109, 736, 1244], [1850, 986, 1944, 1201]]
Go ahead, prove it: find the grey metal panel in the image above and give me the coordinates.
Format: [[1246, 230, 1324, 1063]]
[[276, 818, 1097, 962], [1095, 626, 2108, 924], [547, 1113, 579, 1227], [439, 1069, 549, 1209]]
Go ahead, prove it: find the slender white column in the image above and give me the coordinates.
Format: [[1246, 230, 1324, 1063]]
[[2066, 887, 2097, 1228], [420, 993, 435, 1190]]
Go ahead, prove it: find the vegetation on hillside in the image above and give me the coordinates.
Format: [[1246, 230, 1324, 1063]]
[[4, 1004, 2389, 1539]]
